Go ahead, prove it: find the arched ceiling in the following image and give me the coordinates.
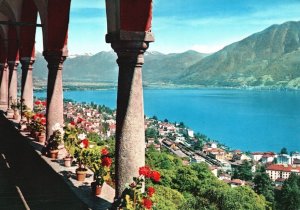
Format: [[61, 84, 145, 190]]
[[4, 0, 20, 21], [0, 0, 71, 57], [0, 0, 46, 40]]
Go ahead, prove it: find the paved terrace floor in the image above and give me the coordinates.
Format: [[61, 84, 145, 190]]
[[0, 112, 88, 210]]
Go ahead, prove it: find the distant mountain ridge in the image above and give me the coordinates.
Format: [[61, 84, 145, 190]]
[[33, 50, 207, 84], [179, 21, 300, 88], [33, 21, 300, 89]]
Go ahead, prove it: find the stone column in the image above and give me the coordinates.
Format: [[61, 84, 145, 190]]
[[111, 41, 150, 197], [20, 58, 35, 111], [43, 51, 66, 140], [0, 63, 8, 111], [8, 61, 19, 108]]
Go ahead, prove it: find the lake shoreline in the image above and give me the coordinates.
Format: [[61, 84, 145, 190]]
[[33, 83, 300, 92], [34, 88, 300, 152]]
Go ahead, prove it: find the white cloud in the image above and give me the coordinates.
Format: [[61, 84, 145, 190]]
[[191, 44, 226, 54]]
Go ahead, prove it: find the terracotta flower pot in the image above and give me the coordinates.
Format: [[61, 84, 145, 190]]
[[63, 157, 73, 167], [49, 149, 59, 159], [38, 133, 46, 143], [91, 182, 102, 196], [35, 131, 40, 139], [13, 110, 19, 120], [7, 110, 14, 119], [76, 169, 87, 181]]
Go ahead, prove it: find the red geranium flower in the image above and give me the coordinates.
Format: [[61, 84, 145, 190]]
[[101, 148, 109, 156], [70, 121, 75, 126], [77, 117, 83, 123], [139, 166, 151, 178], [150, 170, 160, 182], [38, 113, 44, 118], [35, 100, 41, 105], [142, 198, 153, 209], [81, 139, 89, 148], [33, 114, 40, 120], [40, 117, 46, 125], [41, 101, 47, 106], [147, 187, 155, 197], [101, 157, 112, 167]]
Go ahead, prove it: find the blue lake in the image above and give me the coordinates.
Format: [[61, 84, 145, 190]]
[[35, 89, 300, 152]]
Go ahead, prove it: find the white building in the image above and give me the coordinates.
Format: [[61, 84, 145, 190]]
[[251, 152, 264, 162], [266, 164, 300, 181], [187, 129, 194, 138]]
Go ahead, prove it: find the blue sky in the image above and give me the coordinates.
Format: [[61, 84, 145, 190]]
[[36, 0, 300, 55]]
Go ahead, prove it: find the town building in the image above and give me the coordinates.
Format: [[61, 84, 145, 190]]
[[266, 164, 300, 181]]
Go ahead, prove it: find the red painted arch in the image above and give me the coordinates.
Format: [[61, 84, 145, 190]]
[[46, 0, 71, 53], [7, 26, 19, 62], [120, 0, 152, 32], [0, 36, 7, 64], [19, 0, 38, 59]]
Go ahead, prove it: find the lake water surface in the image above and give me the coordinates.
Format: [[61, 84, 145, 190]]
[[35, 89, 300, 152]]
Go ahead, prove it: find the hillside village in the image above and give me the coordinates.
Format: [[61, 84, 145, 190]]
[[64, 101, 300, 189]]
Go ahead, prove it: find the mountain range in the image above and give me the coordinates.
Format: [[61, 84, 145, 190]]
[[32, 20, 300, 89]]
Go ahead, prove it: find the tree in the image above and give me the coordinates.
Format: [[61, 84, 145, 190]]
[[179, 122, 185, 128], [145, 148, 268, 209], [276, 173, 300, 210], [232, 161, 253, 181], [145, 128, 158, 139], [280, 147, 288, 155], [223, 186, 266, 210], [253, 171, 274, 203], [193, 139, 203, 150], [164, 118, 169, 122], [154, 185, 185, 210]]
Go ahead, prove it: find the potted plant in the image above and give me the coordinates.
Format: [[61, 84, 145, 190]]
[[10, 99, 23, 120], [63, 122, 79, 167], [23, 109, 34, 123], [115, 166, 160, 210], [37, 117, 46, 143], [74, 133, 89, 181], [64, 143, 75, 167], [47, 123, 64, 159], [91, 147, 112, 196]]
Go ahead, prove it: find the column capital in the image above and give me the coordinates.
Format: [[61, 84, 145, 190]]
[[20, 57, 35, 72], [111, 41, 150, 68], [7, 60, 20, 64], [20, 57, 35, 65], [7, 61, 19, 71], [43, 51, 67, 71], [106, 31, 155, 43]]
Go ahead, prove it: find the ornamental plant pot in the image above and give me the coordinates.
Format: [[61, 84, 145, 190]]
[[49, 149, 59, 159], [63, 156, 73, 167], [13, 110, 19, 120], [38, 133, 46, 144], [35, 131, 40, 139], [30, 130, 35, 138], [91, 181, 102, 196], [7, 110, 14, 119], [26, 126, 32, 133], [76, 169, 87, 181]]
